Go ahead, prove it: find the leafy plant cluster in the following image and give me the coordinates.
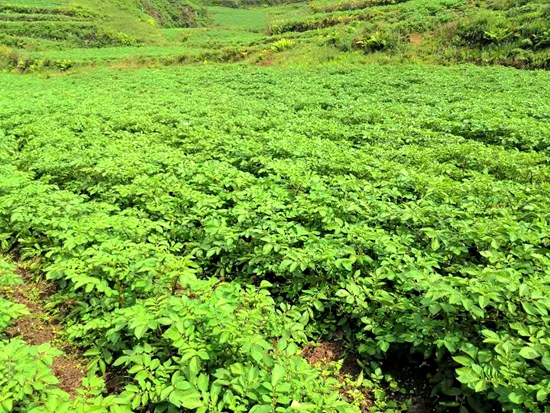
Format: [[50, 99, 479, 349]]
[[1, 0, 548, 71], [1, 64, 550, 411], [0, 259, 131, 412], [0, 173, 353, 412], [0, 43, 256, 73], [269, 0, 464, 38], [450, 0, 550, 68], [0, 13, 80, 22], [270, 38, 295, 51], [268, 0, 549, 68], [0, 21, 139, 47], [0, 4, 95, 18], [199, 0, 304, 9], [0, 2, 142, 53], [137, 0, 211, 28], [310, 0, 409, 14], [455, 1, 550, 48], [269, 10, 370, 35]]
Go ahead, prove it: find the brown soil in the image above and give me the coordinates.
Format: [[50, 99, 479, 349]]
[[302, 341, 362, 378], [302, 342, 436, 413], [104, 368, 127, 394], [410, 33, 423, 46], [340, 352, 362, 378], [303, 342, 372, 411], [52, 356, 87, 395], [5, 314, 55, 345], [3, 267, 86, 397], [302, 341, 345, 365]]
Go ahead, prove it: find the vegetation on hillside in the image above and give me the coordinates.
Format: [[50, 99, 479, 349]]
[[269, 0, 550, 68], [137, 0, 210, 27], [0, 0, 549, 71]]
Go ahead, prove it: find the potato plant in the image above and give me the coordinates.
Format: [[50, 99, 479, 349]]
[[0, 64, 550, 412]]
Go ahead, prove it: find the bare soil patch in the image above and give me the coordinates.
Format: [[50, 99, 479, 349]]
[[4, 266, 86, 397], [410, 33, 423, 46]]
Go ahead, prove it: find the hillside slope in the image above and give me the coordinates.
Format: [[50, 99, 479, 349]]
[[0, 0, 549, 71], [0, 0, 209, 52], [268, 0, 550, 68]]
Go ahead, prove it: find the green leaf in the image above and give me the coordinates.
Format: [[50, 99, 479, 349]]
[[335, 289, 350, 297], [189, 356, 201, 378], [519, 283, 528, 297], [272, 364, 284, 388], [335, 402, 360, 413], [453, 356, 474, 366], [163, 327, 181, 342], [477, 350, 492, 363], [536, 388, 548, 402], [134, 324, 147, 339], [341, 258, 354, 271], [160, 385, 174, 401], [519, 346, 540, 360], [259, 280, 273, 289], [210, 383, 222, 405], [250, 405, 272, 413], [522, 302, 537, 315], [456, 367, 478, 384], [478, 295, 489, 309], [473, 380, 486, 392], [250, 344, 264, 362], [507, 392, 523, 404], [169, 388, 203, 409]]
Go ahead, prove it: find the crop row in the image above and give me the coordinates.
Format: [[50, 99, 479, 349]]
[[0, 4, 95, 17], [0, 21, 140, 47], [0, 13, 83, 22], [310, 0, 409, 14]]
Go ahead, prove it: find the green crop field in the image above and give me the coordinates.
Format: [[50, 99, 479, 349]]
[[1, 0, 550, 412]]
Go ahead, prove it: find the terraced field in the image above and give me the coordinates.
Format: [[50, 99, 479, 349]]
[[1, 0, 548, 71], [0, 2, 138, 50]]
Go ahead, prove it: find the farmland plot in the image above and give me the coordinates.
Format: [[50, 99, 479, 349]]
[[1, 64, 550, 411]]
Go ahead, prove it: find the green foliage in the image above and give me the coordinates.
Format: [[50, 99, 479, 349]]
[[270, 38, 295, 51], [0, 1, 147, 52], [0, 3, 549, 412], [69, 278, 353, 412], [0, 4, 94, 17], [1, 64, 550, 411], [352, 30, 392, 51], [310, 0, 408, 13], [268, 0, 549, 68], [0, 260, 28, 332], [447, 1, 550, 68], [1, 0, 548, 70], [199, 0, 304, 9], [0, 259, 131, 412], [137, 0, 210, 28], [0, 339, 64, 411], [0, 21, 139, 47]]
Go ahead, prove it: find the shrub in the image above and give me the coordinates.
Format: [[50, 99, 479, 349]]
[[270, 38, 296, 52]]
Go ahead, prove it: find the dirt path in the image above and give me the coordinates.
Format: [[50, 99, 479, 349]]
[[3, 267, 86, 396]]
